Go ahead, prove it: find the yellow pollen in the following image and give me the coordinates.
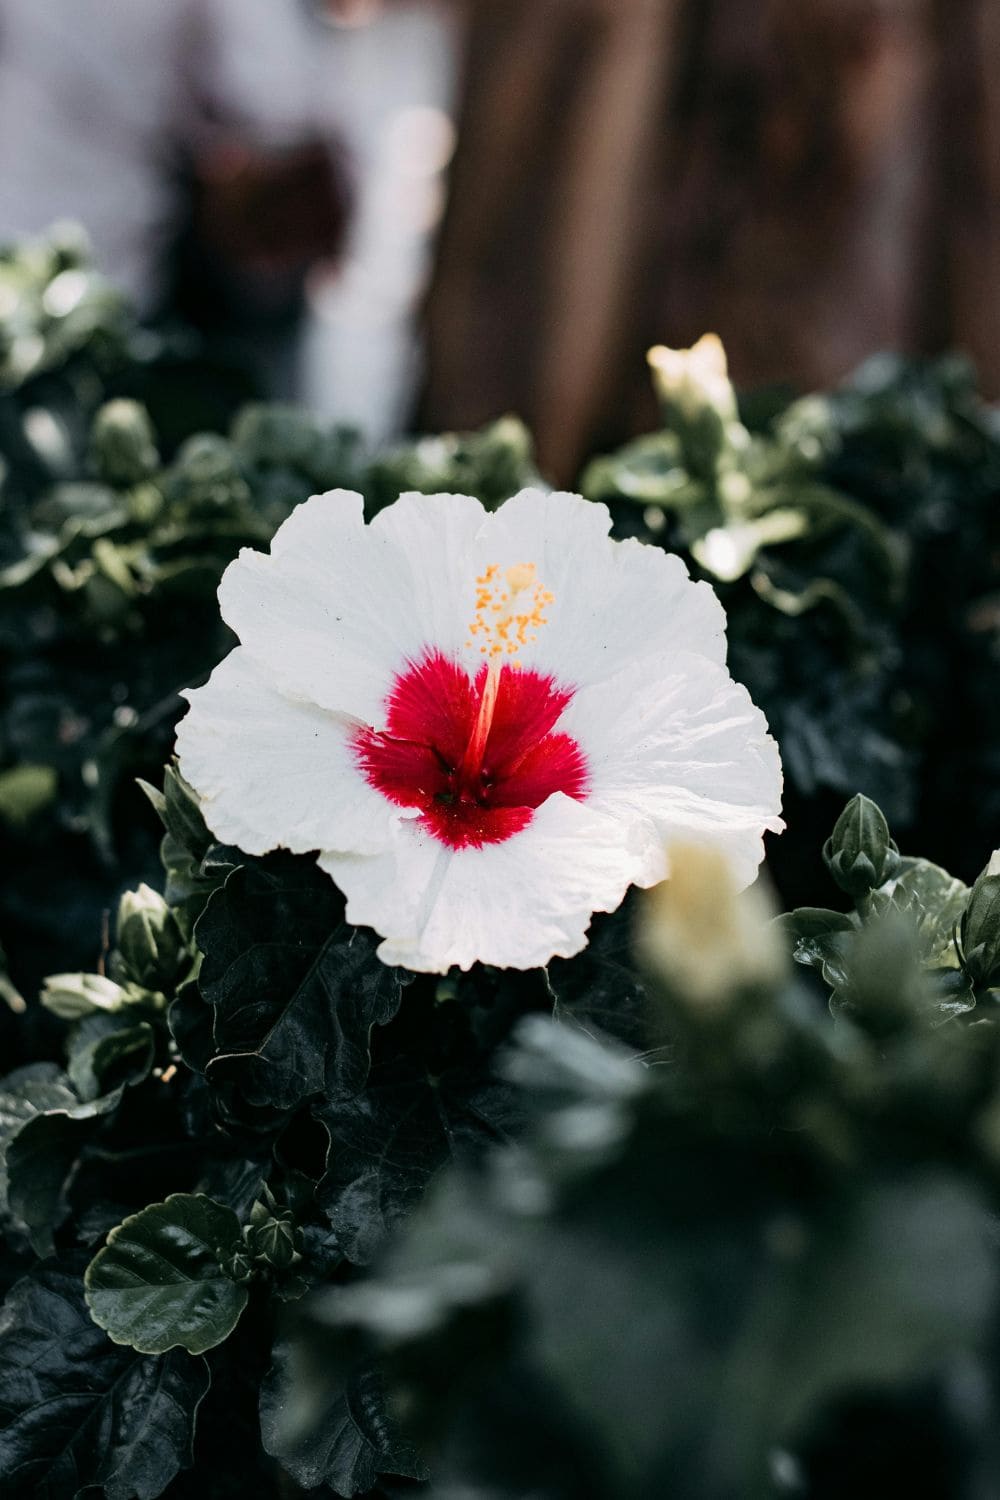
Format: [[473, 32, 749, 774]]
[[466, 560, 551, 666]]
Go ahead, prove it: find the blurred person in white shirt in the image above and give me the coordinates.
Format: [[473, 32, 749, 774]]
[[0, 0, 459, 428]]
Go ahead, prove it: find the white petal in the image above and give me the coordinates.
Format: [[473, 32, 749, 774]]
[[464, 489, 727, 686], [267, 485, 367, 560], [176, 649, 406, 856], [370, 490, 492, 656], [218, 489, 487, 724], [318, 793, 641, 973], [561, 651, 784, 891]]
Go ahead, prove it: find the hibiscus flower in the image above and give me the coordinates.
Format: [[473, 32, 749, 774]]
[[176, 488, 783, 971]]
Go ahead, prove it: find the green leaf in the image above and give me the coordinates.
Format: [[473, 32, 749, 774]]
[[773, 907, 855, 942], [5, 1077, 129, 1255], [785, 929, 854, 987], [0, 1063, 77, 1136], [159, 837, 229, 938], [136, 778, 167, 824], [887, 857, 968, 969], [0, 1258, 209, 1500], [691, 508, 810, 582], [317, 1056, 520, 1265], [579, 431, 690, 505], [196, 854, 406, 1110], [7, 1113, 95, 1256], [961, 858, 1000, 986], [141, 761, 213, 867], [503, 1013, 647, 1111], [0, 1064, 77, 1227], [774, 908, 857, 978], [67, 1016, 155, 1101], [260, 1340, 426, 1496], [546, 901, 651, 1049], [763, 479, 906, 595], [85, 1194, 250, 1355], [192, 1156, 268, 1221]]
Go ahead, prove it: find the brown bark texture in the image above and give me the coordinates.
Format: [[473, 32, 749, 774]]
[[421, 0, 998, 483]]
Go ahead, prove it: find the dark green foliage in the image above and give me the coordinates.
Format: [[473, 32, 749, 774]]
[[66, 1016, 157, 1101], [260, 1342, 427, 1495], [586, 351, 1000, 906], [0, 749, 655, 1497], [0, 1257, 209, 1499], [0, 721, 642, 1497], [316, 1041, 523, 1265], [0, 390, 362, 998], [5, 773, 1000, 1498], [196, 856, 406, 1111], [960, 862, 1000, 987], [282, 801, 1000, 1498], [8, 1111, 103, 1256], [0, 1047, 148, 1258], [364, 415, 539, 516], [544, 897, 651, 1045]]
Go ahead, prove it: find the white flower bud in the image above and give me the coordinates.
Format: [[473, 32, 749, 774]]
[[41, 971, 129, 1020], [637, 843, 786, 1011], [647, 334, 739, 425]]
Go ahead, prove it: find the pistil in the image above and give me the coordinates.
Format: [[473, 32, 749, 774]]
[[458, 659, 501, 783]]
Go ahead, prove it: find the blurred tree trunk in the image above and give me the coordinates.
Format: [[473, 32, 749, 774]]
[[650, 0, 941, 391], [943, 0, 1000, 387], [421, 0, 681, 481], [423, 0, 1000, 483]]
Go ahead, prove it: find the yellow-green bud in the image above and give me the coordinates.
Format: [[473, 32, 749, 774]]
[[116, 883, 185, 990], [823, 795, 900, 900], [41, 972, 130, 1021], [244, 1201, 301, 1270], [90, 400, 159, 488]]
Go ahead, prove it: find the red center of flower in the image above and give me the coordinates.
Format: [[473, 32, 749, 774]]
[[353, 651, 588, 849]]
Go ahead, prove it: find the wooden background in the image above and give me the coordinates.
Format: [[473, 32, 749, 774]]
[[421, 0, 1000, 481]]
